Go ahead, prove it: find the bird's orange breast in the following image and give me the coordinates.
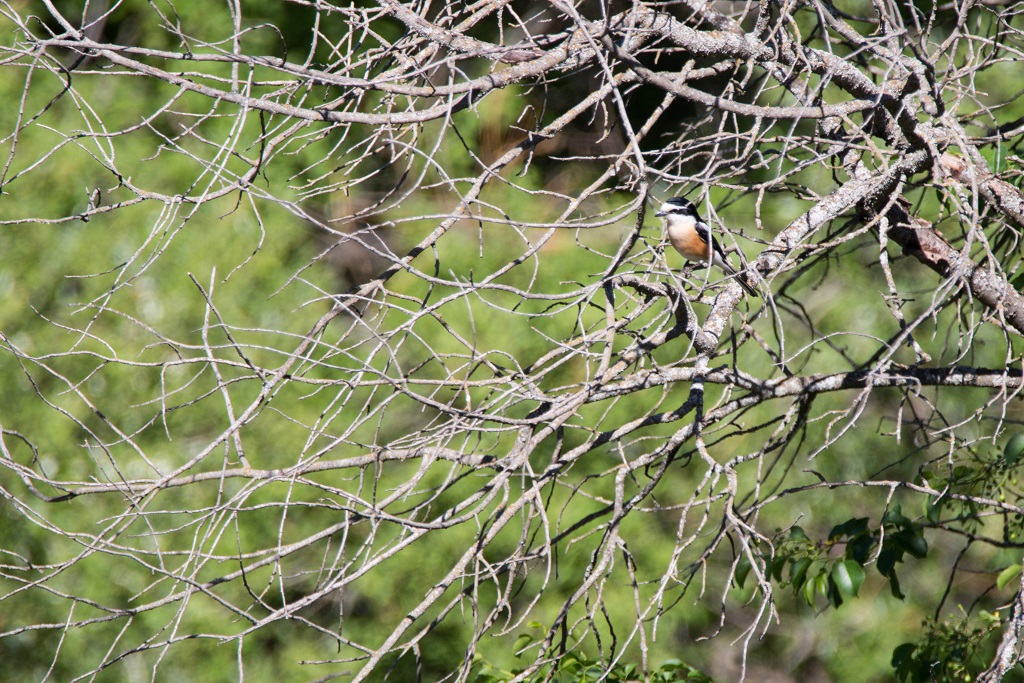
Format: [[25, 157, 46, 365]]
[[669, 228, 713, 263]]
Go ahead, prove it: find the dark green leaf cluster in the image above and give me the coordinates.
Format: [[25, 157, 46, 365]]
[[470, 654, 711, 683], [739, 505, 928, 612], [892, 612, 1003, 683], [469, 625, 712, 683], [923, 434, 1024, 542]]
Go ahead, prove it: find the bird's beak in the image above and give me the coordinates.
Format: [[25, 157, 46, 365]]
[[654, 209, 666, 217]]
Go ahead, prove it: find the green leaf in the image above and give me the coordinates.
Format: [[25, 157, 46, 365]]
[[802, 572, 817, 606], [826, 575, 844, 608], [878, 548, 896, 575], [832, 559, 865, 597], [1004, 434, 1024, 466], [883, 504, 910, 527], [514, 633, 534, 653], [829, 517, 869, 540], [952, 465, 972, 480], [979, 609, 1002, 625], [1012, 272, 1024, 292], [654, 659, 713, 683], [891, 642, 916, 681], [831, 562, 853, 596], [902, 530, 928, 558], [886, 569, 906, 600], [734, 557, 752, 589], [789, 557, 812, 586], [848, 534, 874, 564], [815, 571, 829, 599], [997, 563, 1022, 591]]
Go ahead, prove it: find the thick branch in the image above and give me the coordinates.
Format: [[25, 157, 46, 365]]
[[878, 198, 1024, 337]]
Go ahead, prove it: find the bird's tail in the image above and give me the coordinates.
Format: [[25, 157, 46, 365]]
[[724, 263, 758, 297], [709, 252, 759, 297]]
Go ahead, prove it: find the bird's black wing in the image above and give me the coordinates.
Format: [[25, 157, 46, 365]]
[[696, 219, 731, 261], [697, 217, 759, 297], [693, 219, 712, 246]]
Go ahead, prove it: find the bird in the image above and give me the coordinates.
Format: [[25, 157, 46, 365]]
[[654, 197, 757, 296]]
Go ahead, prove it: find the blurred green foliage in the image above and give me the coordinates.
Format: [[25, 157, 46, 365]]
[[1, 1, 1024, 682]]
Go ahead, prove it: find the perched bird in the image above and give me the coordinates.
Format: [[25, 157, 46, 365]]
[[655, 197, 757, 296]]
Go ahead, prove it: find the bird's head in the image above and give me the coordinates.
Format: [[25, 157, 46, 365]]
[[655, 197, 698, 218]]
